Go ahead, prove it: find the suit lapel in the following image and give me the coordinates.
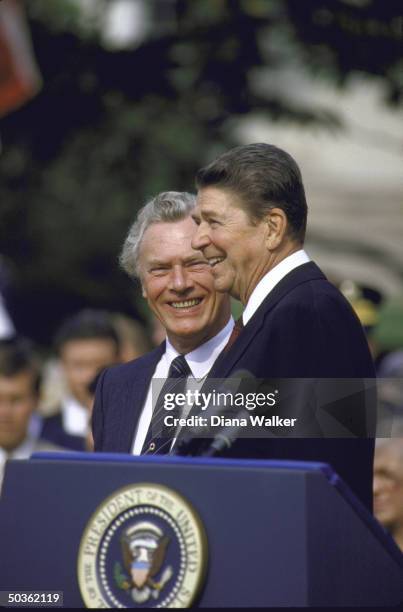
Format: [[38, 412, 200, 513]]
[[210, 262, 326, 377], [116, 344, 165, 452]]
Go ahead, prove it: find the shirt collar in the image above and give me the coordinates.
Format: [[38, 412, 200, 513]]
[[164, 316, 234, 380], [243, 249, 310, 325]]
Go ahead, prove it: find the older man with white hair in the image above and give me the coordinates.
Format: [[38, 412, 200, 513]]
[[92, 191, 233, 455]]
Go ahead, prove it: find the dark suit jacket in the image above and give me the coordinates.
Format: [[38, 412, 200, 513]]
[[198, 262, 376, 510], [93, 262, 375, 510], [93, 345, 164, 454], [41, 412, 87, 452]]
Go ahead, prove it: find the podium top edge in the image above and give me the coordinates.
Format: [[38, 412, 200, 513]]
[[30, 450, 335, 476]]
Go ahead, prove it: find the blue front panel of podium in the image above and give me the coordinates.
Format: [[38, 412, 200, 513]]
[[0, 454, 402, 607]]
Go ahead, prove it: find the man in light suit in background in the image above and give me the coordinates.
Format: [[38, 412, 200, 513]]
[[190, 142, 376, 510], [92, 191, 233, 455]]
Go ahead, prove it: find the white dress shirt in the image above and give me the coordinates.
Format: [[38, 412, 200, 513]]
[[242, 249, 310, 325], [131, 317, 234, 454], [62, 396, 89, 437]]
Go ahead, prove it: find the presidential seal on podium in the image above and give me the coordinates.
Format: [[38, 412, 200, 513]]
[[77, 483, 207, 608]]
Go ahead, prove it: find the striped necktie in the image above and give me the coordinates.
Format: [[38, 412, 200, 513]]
[[142, 354, 191, 455]]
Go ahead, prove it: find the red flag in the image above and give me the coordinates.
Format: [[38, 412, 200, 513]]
[[0, 0, 41, 117]]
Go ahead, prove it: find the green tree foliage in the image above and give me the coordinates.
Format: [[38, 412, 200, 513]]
[[0, 0, 401, 343]]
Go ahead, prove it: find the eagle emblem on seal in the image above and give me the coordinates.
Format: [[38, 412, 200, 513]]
[[114, 521, 173, 604]]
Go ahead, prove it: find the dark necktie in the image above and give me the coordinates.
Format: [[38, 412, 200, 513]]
[[142, 355, 191, 455], [225, 317, 244, 352]]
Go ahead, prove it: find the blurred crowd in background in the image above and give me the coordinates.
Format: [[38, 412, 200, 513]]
[[0, 0, 402, 552]]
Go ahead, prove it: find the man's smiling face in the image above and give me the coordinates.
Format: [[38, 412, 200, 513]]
[[191, 187, 269, 304], [139, 216, 230, 353]]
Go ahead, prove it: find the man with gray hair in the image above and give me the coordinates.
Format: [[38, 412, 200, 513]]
[[92, 191, 233, 454]]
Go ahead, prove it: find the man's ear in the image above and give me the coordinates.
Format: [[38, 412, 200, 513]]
[[265, 208, 288, 250]]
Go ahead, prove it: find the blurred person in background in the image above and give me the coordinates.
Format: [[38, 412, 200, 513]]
[[84, 372, 103, 453], [376, 350, 403, 437], [374, 426, 403, 553], [368, 296, 403, 430], [371, 296, 403, 374], [112, 313, 152, 362], [41, 309, 120, 452], [0, 337, 61, 490], [339, 280, 383, 361]]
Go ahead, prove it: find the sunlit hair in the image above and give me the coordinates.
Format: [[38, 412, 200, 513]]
[[196, 143, 308, 243], [120, 191, 196, 279]]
